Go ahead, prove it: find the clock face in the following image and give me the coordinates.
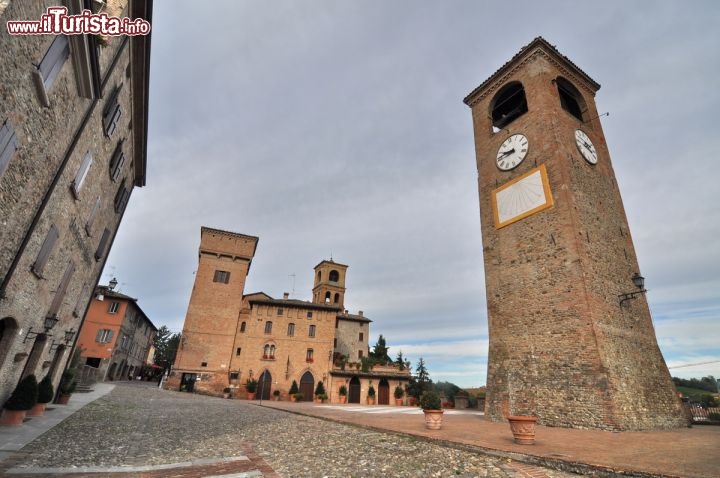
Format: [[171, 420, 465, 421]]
[[496, 133, 529, 171], [575, 129, 598, 164]]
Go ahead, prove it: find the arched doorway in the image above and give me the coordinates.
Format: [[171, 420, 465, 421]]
[[0, 317, 18, 371], [378, 378, 390, 405], [107, 362, 117, 380], [299, 371, 314, 402], [349, 376, 360, 404], [257, 370, 272, 400]]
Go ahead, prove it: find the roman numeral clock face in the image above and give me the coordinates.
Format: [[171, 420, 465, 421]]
[[496, 134, 529, 171]]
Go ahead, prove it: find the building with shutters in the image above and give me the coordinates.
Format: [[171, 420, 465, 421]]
[[0, 0, 152, 404], [76, 283, 157, 382], [166, 227, 411, 404]]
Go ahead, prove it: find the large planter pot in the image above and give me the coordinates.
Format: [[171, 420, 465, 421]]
[[56, 393, 72, 405], [507, 415, 537, 444], [0, 409, 27, 426], [395, 398, 404, 406], [246, 392, 256, 400], [338, 395, 347, 404], [423, 409, 444, 430], [26, 402, 47, 417], [367, 397, 376, 405]]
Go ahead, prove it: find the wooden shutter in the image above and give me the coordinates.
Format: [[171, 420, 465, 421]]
[[72, 151, 93, 197], [85, 196, 101, 236], [109, 141, 125, 181], [32, 224, 59, 277], [0, 120, 18, 178], [38, 35, 70, 88], [95, 228, 111, 261], [103, 84, 123, 137], [47, 260, 75, 317]]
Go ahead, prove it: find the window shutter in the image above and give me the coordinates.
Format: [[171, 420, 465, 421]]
[[71, 151, 93, 197], [85, 196, 101, 236], [32, 224, 59, 277], [73, 284, 89, 317], [38, 35, 70, 89], [109, 141, 125, 181], [47, 260, 75, 317], [95, 227, 111, 261], [0, 120, 18, 178], [95, 329, 104, 342], [103, 84, 123, 137], [106, 330, 114, 343]]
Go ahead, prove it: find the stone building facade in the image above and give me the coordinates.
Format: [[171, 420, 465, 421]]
[[0, 0, 152, 404], [166, 227, 410, 404], [463, 37, 686, 430], [76, 284, 157, 381]]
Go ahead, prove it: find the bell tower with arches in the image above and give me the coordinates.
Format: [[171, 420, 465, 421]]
[[463, 37, 685, 430], [312, 260, 348, 310]]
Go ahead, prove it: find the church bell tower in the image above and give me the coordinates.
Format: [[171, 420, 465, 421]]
[[464, 37, 686, 430]]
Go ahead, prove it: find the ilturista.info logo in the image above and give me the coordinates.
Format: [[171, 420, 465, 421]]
[[7, 6, 150, 35]]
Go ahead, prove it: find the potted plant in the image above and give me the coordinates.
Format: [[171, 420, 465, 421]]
[[1, 374, 38, 426], [245, 378, 258, 400], [367, 385, 376, 405], [57, 369, 77, 405], [314, 381, 326, 403], [222, 387, 232, 399], [394, 385, 405, 406], [27, 375, 54, 417], [289, 380, 299, 402], [293, 392, 304, 402], [273, 390, 281, 401], [419, 390, 443, 430], [338, 385, 348, 404]]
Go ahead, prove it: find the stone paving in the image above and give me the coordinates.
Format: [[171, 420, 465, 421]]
[[0, 382, 580, 477]]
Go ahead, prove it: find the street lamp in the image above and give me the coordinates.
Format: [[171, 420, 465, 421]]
[[23, 315, 59, 343], [618, 273, 647, 306]]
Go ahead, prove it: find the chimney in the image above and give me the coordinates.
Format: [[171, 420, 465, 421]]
[[283, 292, 289, 299], [358, 310, 363, 316]]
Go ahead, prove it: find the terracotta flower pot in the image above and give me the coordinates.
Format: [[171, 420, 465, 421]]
[[367, 397, 376, 405], [0, 409, 27, 426], [423, 409, 444, 430], [246, 392, 255, 400], [26, 402, 47, 417], [395, 398, 404, 406], [56, 393, 72, 405], [338, 396, 347, 404], [507, 415, 537, 444]]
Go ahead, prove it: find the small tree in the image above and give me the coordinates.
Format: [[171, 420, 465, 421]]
[[37, 375, 54, 404], [367, 385, 376, 397], [394, 385, 405, 399], [419, 390, 442, 411], [245, 378, 258, 393], [4, 374, 38, 411], [289, 380, 299, 395], [338, 385, 348, 396], [370, 334, 391, 364], [395, 351, 406, 370], [314, 381, 326, 397], [59, 369, 77, 394]]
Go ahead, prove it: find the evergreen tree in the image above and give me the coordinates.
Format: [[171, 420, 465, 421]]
[[370, 334, 391, 364], [395, 350, 405, 370]]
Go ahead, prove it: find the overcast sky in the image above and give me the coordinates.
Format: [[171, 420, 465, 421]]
[[105, 0, 720, 388]]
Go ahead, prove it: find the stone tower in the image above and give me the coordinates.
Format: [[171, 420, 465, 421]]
[[463, 37, 686, 430], [172, 227, 258, 389], [312, 260, 348, 310]]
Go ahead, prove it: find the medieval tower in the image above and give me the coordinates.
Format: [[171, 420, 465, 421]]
[[463, 37, 686, 430]]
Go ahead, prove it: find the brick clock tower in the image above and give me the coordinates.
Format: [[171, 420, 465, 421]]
[[312, 260, 348, 310], [464, 37, 686, 430]]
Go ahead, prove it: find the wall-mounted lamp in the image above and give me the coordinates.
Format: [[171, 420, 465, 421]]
[[50, 328, 76, 351], [618, 273, 647, 306], [23, 315, 59, 343]]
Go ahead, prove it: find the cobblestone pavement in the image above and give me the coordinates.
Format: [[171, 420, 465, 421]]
[[1, 382, 581, 477]]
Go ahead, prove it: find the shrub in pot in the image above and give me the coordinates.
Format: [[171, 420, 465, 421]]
[[27, 375, 54, 416], [2, 374, 38, 425], [419, 390, 443, 430]]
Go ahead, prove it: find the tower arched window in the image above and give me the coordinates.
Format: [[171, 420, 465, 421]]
[[333, 293, 340, 304], [555, 77, 586, 122], [491, 82, 528, 131], [240, 321, 246, 333], [329, 270, 339, 282], [324, 291, 331, 303], [317, 271, 321, 282], [263, 343, 276, 359]]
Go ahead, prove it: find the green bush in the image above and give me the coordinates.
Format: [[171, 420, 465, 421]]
[[338, 385, 347, 396], [419, 390, 442, 410], [314, 381, 326, 396], [289, 380, 299, 394], [394, 385, 405, 399], [4, 374, 39, 411], [37, 375, 54, 404], [59, 370, 77, 394], [708, 412, 720, 421], [367, 385, 376, 397], [245, 378, 258, 393]]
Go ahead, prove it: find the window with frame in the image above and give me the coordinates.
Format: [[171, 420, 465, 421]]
[[308, 325, 316, 337], [359, 332, 364, 342], [95, 328, 113, 343], [556, 77, 586, 122], [240, 321, 246, 333], [287, 323, 295, 336], [236, 347, 241, 356], [263, 343, 276, 359], [276, 308, 284, 316], [71, 151, 92, 198], [32, 223, 59, 278], [113, 180, 130, 213], [201, 362, 207, 367], [491, 81, 528, 131], [0, 119, 18, 179], [34, 35, 70, 106], [358, 350, 363, 359], [307, 312, 312, 319], [264, 321, 272, 334], [213, 270, 230, 284], [108, 301, 120, 314], [306, 348, 314, 362]]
